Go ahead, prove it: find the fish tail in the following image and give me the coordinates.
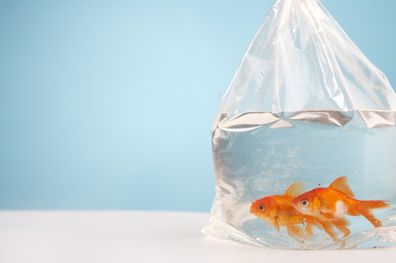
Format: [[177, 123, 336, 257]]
[[356, 200, 388, 228], [359, 208, 382, 227], [359, 200, 389, 210]]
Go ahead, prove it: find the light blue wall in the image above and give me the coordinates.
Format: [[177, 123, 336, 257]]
[[0, 0, 395, 211]]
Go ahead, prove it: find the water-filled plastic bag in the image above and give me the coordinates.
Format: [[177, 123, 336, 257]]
[[203, 0, 396, 249]]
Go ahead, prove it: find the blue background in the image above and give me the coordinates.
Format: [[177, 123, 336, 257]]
[[0, 0, 395, 211]]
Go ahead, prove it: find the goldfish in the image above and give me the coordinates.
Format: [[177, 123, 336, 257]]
[[293, 176, 389, 228], [250, 182, 349, 240]]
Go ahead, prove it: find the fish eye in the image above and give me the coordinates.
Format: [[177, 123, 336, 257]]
[[300, 200, 309, 207], [258, 205, 265, 211]]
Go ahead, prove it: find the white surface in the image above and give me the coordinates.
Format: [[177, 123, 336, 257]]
[[0, 211, 395, 263]]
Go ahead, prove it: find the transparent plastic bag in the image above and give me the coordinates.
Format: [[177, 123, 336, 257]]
[[203, 0, 396, 249]]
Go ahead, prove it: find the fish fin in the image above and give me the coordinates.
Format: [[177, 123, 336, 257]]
[[359, 200, 389, 210], [332, 219, 351, 237], [305, 223, 314, 238], [359, 208, 383, 227], [287, 225, 306, 241], [321, 214, 351, 237], [329, 176, 355, 197], [284, 182, 304, 197], [306, 217, 323, 231], [338, 216, 350, 226], [268, 203, 279, 218], [316, 219, 338, 241], [273, 216, 280, 232], [312, 197, 321, 212], [321, 212, 350, 225]]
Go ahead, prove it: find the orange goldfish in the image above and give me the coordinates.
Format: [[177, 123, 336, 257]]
[[293, 176, 389, 228], [250, 182, 348, 240]]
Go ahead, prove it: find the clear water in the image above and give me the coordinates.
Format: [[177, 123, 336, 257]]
[[203, 111, 396, 249]]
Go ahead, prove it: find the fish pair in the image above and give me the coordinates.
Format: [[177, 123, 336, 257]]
[[250, 176, 389, 240]]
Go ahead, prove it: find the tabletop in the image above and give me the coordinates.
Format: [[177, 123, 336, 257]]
[[0, 211, 395, 263]]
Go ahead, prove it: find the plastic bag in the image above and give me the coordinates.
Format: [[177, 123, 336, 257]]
[[203, 0, 396, 249]]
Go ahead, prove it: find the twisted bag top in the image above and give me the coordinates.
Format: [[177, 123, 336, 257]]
[[221, 0, 396, 115]]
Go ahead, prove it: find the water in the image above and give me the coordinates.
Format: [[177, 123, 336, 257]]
[[203, 110, 396, 249]]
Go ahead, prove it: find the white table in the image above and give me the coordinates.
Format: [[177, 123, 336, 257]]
[[0, 211, 395, 263]]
